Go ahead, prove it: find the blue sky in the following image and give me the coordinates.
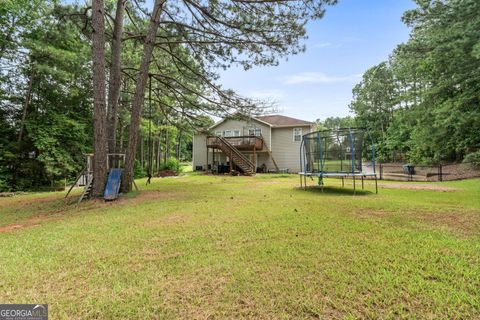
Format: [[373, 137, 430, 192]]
[[219, 0, 416, 121]]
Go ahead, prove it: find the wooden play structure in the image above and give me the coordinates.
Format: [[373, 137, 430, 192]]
[[65, 153, 135, 204]]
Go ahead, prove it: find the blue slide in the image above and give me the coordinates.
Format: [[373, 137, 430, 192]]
[[104, 168, 122, 200]]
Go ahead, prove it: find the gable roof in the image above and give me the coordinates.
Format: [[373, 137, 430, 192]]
[[255, 115, 314, 127], [209, 114, 313, 130]]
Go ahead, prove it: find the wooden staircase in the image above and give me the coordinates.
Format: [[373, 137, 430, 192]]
[[209, 136, 255, 175]]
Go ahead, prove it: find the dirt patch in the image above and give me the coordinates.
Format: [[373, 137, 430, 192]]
[[156, 169, 178, 177], [0, 190, 185, 234], [378, 183, 460, 192], [352, 207, 479, 237], [420, 211, 479, 236], [354, 209, 390, 219], [0, 215, 61, 233], [0, 224, 25, 233], [0, 194, 63, 209]]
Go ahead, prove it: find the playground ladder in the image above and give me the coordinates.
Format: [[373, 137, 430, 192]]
[[77, 177, 94, 204]]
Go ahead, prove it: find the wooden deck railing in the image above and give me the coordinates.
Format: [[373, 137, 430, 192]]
[[206, 136, 263, 150]]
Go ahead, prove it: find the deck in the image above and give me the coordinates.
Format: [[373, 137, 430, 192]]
[[206, 136, 263, 151]]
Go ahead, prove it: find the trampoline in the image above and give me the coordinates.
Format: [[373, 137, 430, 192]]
[[299, 128, 378, 194]]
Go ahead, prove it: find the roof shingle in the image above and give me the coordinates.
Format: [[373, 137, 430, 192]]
[[255, 115, 313, 127]]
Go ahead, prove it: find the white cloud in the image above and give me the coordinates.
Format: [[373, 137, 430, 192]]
[[279, 72, 361, 85], [314, 42, 332, 48], [246, 89, 285, 100]]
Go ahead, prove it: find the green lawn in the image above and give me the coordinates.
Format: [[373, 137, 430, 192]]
[[0, 174, 479, 319]]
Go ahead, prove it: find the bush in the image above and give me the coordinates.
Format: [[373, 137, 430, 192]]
[[463, 151, 480, 169], [0, 178, 10, 192], [161, 158, 181, 173], [134, 159, 146, 179]]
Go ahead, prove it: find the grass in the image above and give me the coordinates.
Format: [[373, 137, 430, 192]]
[[0, 174, 479, 319]]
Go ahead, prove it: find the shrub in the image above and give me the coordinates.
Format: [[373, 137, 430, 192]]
[[463, 151, 480, 169], [0, 178, 10, 192], [134, 159, 147, 179], [161, 158, 181, 173]]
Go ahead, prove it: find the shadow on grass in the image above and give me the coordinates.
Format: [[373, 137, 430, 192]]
[[296, 185, 374, 196]]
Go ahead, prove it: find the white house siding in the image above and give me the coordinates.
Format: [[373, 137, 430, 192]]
[[193, 118, 272, 171], [212, 119, 271, 150], [192, 133, 207, 170], [193, 119, 313, 172], [270, 125, 312, 172]]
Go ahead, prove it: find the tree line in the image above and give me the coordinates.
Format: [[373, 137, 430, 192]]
[[0, 0, 336, 192], [348, 0, 480, 164]]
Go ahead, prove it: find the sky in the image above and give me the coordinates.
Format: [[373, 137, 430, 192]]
[[218, 0, 416, 121]]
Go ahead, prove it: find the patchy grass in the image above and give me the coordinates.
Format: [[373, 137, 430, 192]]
[[0, 174, 479, 319]]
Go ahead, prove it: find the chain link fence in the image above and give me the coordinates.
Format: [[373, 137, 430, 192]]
[[376, 162, 480, 182]]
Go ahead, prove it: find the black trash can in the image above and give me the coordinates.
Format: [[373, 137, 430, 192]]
[[403, 164, 415, 175]]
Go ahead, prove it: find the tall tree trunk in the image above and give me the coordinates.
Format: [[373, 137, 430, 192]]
[[140, 136, 144, 169], [91, 0, 109, 196], [106, 0, 125, 153], [164, 129, 168, 165], [119, 124, 124, 151], [151, 137, 155, 174], [176, 129, 183, 159], [122, 0, 164, 192], [118, 78, 127, 152], [156, 131, 161, 171], [18, 67, 35, 143]]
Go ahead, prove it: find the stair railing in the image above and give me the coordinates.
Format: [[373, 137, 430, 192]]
[[217, 137, 255, 173]]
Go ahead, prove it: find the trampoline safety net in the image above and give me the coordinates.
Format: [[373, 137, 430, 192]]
[[302, 128, 365, 173], [299, 128, 378, 193]]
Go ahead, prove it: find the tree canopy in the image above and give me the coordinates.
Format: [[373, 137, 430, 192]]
[[350, 0, 480, 164], [0, 0, 337, 192]]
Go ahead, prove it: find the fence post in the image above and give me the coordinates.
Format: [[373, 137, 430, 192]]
[[379, 163, 383, 180], [438, 164, 443, 182]]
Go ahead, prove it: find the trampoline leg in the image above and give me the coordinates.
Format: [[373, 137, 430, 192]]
[[375, 175, 378, 194], [342, 177, 344, 188], [304, 175, 307, 190], [361, 176, 364, 190]]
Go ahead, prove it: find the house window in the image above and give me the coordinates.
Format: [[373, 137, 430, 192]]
[[293, 128, 302, 142], [215, 131, 222, 137], [248, 128, 262, 136], [224, 130, 232, 137], [233, 130, 240, 137]]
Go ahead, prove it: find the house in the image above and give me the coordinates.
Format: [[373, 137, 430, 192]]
[[193, 114, 315, 174]]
